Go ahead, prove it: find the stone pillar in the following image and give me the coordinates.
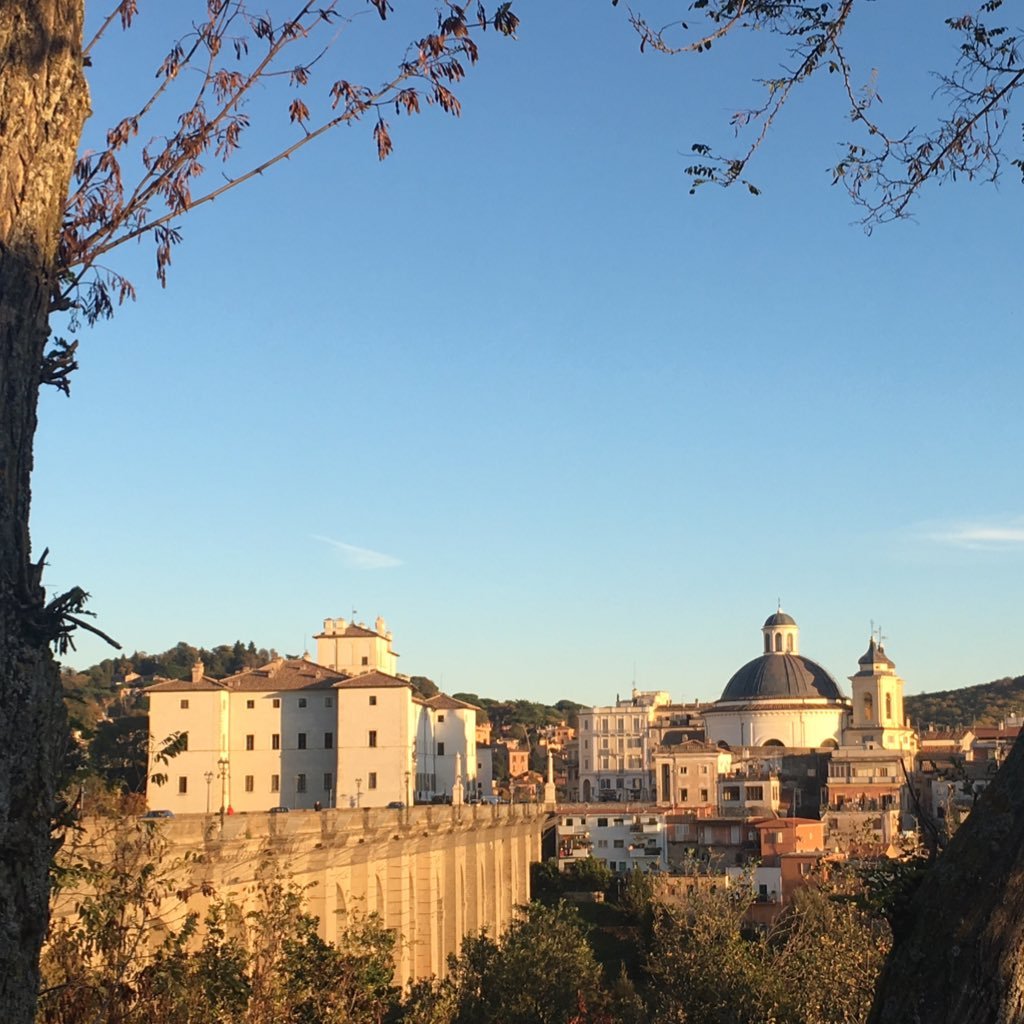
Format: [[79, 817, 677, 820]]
[[453, 752, 464, 805], [543, 750, 557, 807]]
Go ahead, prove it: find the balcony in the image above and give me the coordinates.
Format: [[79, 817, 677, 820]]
[[628, 845, 662, 859], [558, 837, 593, 859]]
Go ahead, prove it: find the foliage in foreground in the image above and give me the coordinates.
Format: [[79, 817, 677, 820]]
[[41, 821, 399, 1024], [646, 880, 890, 1024], [41, 817, 894, 1024]]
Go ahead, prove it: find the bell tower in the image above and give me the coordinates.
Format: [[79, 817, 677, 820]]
[[846, 635, 915, 753]]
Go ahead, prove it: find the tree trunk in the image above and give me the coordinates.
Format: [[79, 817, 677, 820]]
[[869, 736, 1024, 1024], [0, 4, 88, 1023]]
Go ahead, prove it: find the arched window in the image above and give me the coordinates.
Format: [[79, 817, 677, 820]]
[[775, 633, 783, 652], [786, 633, 794, 652], [885, 693, 893, 720], [864, 693, 874, 721], [764, 634, 771, 653]]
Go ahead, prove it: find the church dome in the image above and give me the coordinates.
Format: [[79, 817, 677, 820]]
[[763, 611, 796, 628], [720, 653, 844, 702]]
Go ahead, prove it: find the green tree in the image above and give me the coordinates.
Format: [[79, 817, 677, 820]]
[[411, 902, 609, 1024], [87, 711, 150, 793], [646, 884, 776, 1024]]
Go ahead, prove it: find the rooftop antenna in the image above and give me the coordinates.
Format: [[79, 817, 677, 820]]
[[777, 597, 782, 611], [870, 619, 875, 641]]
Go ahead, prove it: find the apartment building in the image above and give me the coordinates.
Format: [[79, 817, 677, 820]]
[[576, 689, 671, 802]]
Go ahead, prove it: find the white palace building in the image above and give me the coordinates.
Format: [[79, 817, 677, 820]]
[[146, 617, 483, 814]]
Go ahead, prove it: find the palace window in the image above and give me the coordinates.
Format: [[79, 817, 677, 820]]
[[180, 699, 189, 709], [246, 735, 254, 750], [368, 772, 377, 789], [324, 773, 333, 791], [272, 734, 280, 750], [369, 695, 377, 706], [247, 700, 255, 709], [296, 774, 307, 793], [271, 775, 280, 793], [178, 777, 187, 794], [245, 776, 254, 792], [369, 730, 377, 748], [297, 733, 307, 750], [272, 698, 281, 709], [298, 698, 307, 708], [324, 732, 333, 749]]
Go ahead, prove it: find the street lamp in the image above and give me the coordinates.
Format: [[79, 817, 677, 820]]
[[217, 757, 229, 831], [355, 777, 362, 808], [404, 770, 411, 807], [204, 771, 214, 814]]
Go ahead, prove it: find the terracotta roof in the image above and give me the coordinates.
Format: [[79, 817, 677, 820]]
[[660, 738, 720, 753], [330, 669, 412, 690], [147, 658, 347, 693], [222, 658, 347, 691], [753, 817, 821, 829], [146, 675, 225, 693], [425, 694, 480, 711], [972, 726, 1021, 739]]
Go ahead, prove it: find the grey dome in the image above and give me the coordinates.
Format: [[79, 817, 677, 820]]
[[720, 653, 843, 702], [763, 611, 797, 628]]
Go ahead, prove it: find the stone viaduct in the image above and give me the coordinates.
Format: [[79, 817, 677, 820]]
[[58, 803, 547, 984]]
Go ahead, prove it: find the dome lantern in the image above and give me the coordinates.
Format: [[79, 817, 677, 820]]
[[762, 608, 799, 656]]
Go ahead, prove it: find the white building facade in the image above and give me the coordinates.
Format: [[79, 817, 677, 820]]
[[576, 689, 672, 802], [146, 618, 480, 813]]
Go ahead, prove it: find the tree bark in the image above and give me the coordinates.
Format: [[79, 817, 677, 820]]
[[0, 4, 89, 1023], [869, 736, 1024, 1024]]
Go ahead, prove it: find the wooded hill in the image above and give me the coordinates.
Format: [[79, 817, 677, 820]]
[[904, 673, 1024, 731]]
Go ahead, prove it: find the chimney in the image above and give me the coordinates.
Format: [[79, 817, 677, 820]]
[[191, 659, 204, 683]]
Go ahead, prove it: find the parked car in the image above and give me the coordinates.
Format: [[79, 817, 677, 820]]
[[140, 809, 174, 819], [269, 806, 289, 814], [386, 801, 406, 809]]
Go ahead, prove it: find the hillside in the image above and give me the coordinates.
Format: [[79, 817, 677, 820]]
[[905, 673, 1024, 730]]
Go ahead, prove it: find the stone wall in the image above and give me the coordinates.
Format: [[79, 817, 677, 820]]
[[57, 803, 547, 984]]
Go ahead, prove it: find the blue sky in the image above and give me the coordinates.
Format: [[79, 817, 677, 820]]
[[35, 1, 1023, 706]]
